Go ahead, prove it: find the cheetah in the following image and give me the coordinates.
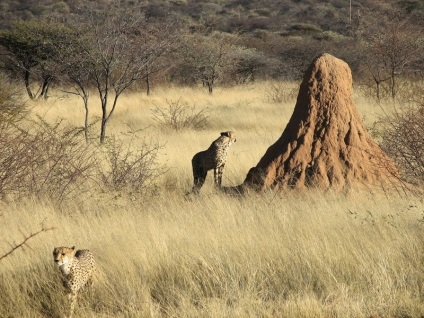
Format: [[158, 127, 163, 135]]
[[192, 131, 236, 194], [53, 246, 96, 318]]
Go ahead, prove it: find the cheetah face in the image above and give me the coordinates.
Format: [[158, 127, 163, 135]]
[[220, 131, 237, 144], [53, 246, 75, 266]]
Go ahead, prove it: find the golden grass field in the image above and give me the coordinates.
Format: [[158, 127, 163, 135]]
[[1, 82, 423, 317]]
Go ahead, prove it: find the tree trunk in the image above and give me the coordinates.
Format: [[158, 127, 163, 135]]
[[100, 102, 107, 144], [84, 95, 89, 143], [24, 70, 35, 100], [206, 78, 214, 94], [40, 76, 51, 100], [390, 70, 396, 99], [146, 64, 151, 96], [146, 72, 151, 96], [376, 80, 380, 102], [100, 119, 107, 144]]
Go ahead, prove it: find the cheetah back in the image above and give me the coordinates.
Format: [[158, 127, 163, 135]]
[[72, 250, 96, 289]]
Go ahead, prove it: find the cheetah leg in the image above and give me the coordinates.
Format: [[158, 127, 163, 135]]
[[192, 168, 207, 194], [214, 165, 224, 188], [68, 291, 77, 318]]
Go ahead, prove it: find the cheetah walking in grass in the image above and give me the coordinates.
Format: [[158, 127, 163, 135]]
[[192, 131, 236, 194], [53, 246, 96, 318]]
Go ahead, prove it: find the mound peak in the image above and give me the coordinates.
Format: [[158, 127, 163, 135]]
[[243, 53, 398, 192]]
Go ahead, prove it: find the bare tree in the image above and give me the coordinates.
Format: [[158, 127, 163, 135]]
[[74, 9, 174, 143], [59, 43, 97, 143], [142, 20, 179, 96], [54, 37, 93, 142], [362, 12, 424, 100]]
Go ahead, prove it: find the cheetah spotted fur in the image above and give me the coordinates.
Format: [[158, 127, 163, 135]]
[[53, 246, 96, 318], [192, 131, 236, 193]]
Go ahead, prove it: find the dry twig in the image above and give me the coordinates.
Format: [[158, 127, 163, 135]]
[[0, 225, 56, 261]]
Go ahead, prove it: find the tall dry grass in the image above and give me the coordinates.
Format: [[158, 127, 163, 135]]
[[1, 192, 423, 317], [1, 82, 423, 317]]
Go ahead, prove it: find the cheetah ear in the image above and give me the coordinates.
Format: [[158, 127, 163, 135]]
[[71, 246, 75, 250], [220, 131, 229, 137]]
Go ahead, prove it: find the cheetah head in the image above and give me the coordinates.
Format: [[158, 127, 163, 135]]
[[53, 246, 75, 266], [220, 131, 236, 144]]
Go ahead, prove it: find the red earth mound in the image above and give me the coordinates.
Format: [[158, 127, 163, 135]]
[[242, 53, 399, 192]]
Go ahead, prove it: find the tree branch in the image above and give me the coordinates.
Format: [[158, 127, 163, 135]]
[[0, 225, 56, 261]]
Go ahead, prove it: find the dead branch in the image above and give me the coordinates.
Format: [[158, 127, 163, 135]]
[[0, 225, 56, 261]]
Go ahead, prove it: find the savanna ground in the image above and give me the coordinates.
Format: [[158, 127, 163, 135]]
[[1, 82, 423, 318]]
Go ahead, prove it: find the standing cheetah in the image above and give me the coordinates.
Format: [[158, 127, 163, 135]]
[[53, 246, 96, 318], [192, 131, 236, 193]]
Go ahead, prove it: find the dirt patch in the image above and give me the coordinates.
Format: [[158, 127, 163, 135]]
[[242, 53, 399, 192]]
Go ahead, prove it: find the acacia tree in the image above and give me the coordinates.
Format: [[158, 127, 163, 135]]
[[362, 12, 424, 100], [179, 32, 237, 94], [71, 9, 174, 143], [0, 20, 74, 100], [224, 46, 278, 85]]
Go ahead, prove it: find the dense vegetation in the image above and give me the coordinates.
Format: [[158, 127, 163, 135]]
[[1, 0, 424, 87]]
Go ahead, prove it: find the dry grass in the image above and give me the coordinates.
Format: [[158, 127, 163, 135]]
[[1, 82, 423, 318], [1, 192, 423, 317]]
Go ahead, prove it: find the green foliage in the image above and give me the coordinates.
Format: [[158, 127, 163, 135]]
[[1, 0, 424, 87], [0, 20, 75, 66], [176, 32, 235, 93], [288, 23, 323, 33], [0, 20, 77, 99]]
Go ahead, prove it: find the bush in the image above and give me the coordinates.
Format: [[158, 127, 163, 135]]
[[0, 77, 166, 203], [376, 102, 424, 185], [0, 118, 97, 203], [151, 99, 209, 131], [0, 120, 166, 203], [99, 134, 165, 192], [264, 82, 297, 103], [288, 23, 322, 33]]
